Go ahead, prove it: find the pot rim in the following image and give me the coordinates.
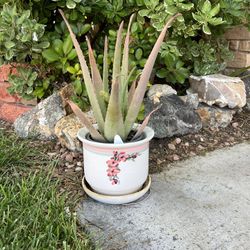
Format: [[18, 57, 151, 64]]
[[77, 123, 154, 149]]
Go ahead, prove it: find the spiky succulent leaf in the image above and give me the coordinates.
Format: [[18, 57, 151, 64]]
[[120, 14, 135, 115], [112, 21, 123, 101], [103, 36, 109, 93], [59, 9, 105, 133], [131, 105, 161, 141], [68, 101, 106, 142], [128, 79, 136, 106], [104, 78, 125, 142], [86, 37, 106, 117], [124, 13, 182, 136]]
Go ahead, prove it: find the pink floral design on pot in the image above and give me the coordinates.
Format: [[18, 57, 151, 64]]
[[106, 151, 139, 185]]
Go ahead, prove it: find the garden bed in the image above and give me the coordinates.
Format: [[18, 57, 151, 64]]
[[1, 108, 249, 199]]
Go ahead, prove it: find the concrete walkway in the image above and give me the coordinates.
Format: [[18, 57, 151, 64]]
[[78, 142, 250, 250]]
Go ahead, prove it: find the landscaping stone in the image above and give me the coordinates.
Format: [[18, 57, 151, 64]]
[[54, 110, 96, 152], [196, 104, 235, 128], [147, 84, 177, 104], [145, 94, 202, 138], [14, 93, 66, 139], [246, 98, 250, 111], [78, 143, 250, 250], [189, 74, 246, 108], [241, 70, 250, 97], [179, 90, 199, 109], [54, 114, 82, 152]]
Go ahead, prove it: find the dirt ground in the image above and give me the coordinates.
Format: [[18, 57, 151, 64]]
[[1, 108, 249, 200]]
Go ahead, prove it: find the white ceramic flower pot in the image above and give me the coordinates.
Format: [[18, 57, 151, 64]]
[[77, 125, 154, 196]]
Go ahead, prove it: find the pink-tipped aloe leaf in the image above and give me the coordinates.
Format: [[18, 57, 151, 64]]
[[124, 13, 182, 136], [68, 101, 106, 142], [103, 36, 109, 93], [59, 9, 105, 133], [86, 37, 106, 117], [104, 77, 125, 142], [120, 14, 135, 115], [131, 105, 161, 141]]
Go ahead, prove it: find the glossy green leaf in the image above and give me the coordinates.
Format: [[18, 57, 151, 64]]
[[42, 49, 60, 62], [63, 35, 73, 55]]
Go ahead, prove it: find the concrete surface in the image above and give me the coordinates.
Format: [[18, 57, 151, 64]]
[[77, 142, 250, 250]]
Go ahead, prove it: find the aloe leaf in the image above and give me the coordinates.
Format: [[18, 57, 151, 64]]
[[103, 36, 109, 93], [120, 14, 135, 116], [131, 105, 161, 141], [128, 79, 136, 106], [86, 37, 106, 117], [112, 21, 124, 100], [104, 78, 125, 142], [59, 9, 105, 133], [124, 13, 182, 136], [68, 101, 106, 142]]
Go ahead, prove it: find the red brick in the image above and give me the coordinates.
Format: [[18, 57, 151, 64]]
[[0, 81, 20, 103], [0, 101, 31, 122], [227, 52, 250, 68], [229, 40, 239, 51], [239, 41, 250, 52], [225, 26, 250, 40], [0, 64, 18, 82]]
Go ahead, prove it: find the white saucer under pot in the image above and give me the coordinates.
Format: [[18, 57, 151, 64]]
[[82, 176, 151, 205]]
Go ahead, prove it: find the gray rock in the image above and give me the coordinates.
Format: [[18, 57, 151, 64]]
[[147, 84, 177, 103], [189, 74, 246, 108], [240, 70, 250, 97], [145, 95, 202, 138], [196, 104, 235, 128], [14, 93, 66, 139], [179, 90, 199, 109], [246, 98, 250, 111]]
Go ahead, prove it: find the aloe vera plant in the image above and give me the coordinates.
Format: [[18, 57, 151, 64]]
[[59, 10, 181, 143]]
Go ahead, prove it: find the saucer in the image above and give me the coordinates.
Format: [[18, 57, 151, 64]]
[[82, 176, 151, 205]]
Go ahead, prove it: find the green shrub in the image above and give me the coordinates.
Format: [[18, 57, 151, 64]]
[[0, 0, 249, 101]]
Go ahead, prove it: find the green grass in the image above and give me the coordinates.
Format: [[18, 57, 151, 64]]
[[0, 130, 93, 250]]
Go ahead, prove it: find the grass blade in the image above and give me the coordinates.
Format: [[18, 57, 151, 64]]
[[59, 9, 105, 133], [124, 13, 182, 136]]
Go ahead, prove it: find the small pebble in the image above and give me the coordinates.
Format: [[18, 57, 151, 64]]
[[60, 148, 66, 154], [168, 143, 176, 150], [65, 154, 74, 162], [232, 122, 239, 128], [200, 137, 204, 142], [47, 152, 57, 157], [184, 142, 189, 147], [75, 167, 82, 172], [77, 161, 82, 166], [225, 142, 230, 146], [173, 154, 180, 161], [175, 138, 181, 144], [190, 151, 196, 156], [67, 164, 75, 169], [197, 145, 205, 150]]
